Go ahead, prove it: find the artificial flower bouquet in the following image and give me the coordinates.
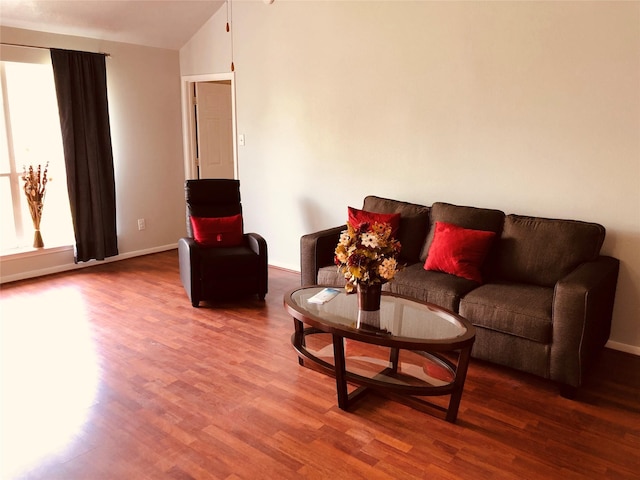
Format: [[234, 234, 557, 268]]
[[334, 221, 402, 293]]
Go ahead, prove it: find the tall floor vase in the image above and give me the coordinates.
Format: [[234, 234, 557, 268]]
[[28, 200, 45, 248], [33, 229, 44, 248]]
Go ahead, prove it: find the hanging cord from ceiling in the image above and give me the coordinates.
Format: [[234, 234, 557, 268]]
[[226, 0, 234, 72]]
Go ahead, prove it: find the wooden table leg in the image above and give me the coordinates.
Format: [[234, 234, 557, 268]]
[[446, 346, 472, 423], [332, 334, 349, 410], [293, 319, 305, 366], [389, 347, 400, 373]]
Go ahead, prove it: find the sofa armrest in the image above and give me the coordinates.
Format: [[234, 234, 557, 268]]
[[300, 225, 345, 286], [551, 255, 619, 387]]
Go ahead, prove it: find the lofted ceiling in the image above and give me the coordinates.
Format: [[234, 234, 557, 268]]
[[0, 0, 226, 50]]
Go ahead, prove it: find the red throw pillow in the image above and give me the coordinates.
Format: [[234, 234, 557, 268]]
[[190, 214, 243, 247], [424, 222, 496, 283], [348, 207, 401, 237]]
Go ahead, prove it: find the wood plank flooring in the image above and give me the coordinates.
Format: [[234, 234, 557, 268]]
[[1, 250, 639, 479]]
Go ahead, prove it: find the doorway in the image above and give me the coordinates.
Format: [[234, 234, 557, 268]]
[[180, 73, 237, 180]]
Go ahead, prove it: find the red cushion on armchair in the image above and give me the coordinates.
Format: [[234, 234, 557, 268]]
[[190, 214, 243, 247]]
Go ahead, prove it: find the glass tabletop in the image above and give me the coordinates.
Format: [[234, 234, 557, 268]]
[[287, 286, 473, 344]]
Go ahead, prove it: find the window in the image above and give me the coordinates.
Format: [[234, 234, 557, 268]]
[[0, 57, 74, 253]]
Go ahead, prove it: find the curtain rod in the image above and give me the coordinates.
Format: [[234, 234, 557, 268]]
[[0, 42, 111, 57]]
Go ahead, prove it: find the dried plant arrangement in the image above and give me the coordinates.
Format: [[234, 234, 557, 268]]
[[21, 162, 49, 248]]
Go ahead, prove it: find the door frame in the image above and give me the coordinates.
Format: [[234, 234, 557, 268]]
[[180, 72, 238, 180]]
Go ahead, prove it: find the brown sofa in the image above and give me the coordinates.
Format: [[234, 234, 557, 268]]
[[300, 196, 619, 397]]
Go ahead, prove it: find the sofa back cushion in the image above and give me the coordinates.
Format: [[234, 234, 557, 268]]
[[362, 196, 430, 264], [420, 202, 506, 263], [494, 215, 606, 287]]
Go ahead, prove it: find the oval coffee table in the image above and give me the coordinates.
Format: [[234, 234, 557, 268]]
[[284, 286, 476, 423]]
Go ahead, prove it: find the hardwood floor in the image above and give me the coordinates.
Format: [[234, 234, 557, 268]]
[[1, 250, 639, 479]]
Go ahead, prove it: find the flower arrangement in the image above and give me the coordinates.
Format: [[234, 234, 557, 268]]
[[334, 221, 402, 293], [21, 162, 49, 248]]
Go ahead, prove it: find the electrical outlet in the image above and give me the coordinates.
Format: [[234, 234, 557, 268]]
[[137, 218, 146, 231]]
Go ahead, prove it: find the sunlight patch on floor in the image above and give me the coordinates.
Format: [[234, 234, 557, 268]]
[[1, 286, 100, 478]]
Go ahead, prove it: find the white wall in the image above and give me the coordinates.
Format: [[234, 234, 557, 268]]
[[0, 27, 186, 280], [181, 1, 640, 353]]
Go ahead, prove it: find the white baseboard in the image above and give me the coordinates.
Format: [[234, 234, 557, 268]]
[[269, 260, 301, 273], [1, 244, 178, 284], [605, 340, 640, 356]]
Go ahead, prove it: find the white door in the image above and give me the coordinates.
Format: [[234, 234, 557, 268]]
[[195, 82, 234, 179]]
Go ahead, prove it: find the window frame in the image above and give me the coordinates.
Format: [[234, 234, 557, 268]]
[[0, 45, 73, 256], [1, 61, 27, 245]]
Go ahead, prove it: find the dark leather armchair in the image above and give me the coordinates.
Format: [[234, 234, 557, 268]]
[[178, 179, 268, 307]]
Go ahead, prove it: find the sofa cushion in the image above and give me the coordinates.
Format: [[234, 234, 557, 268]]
[[387, 263, 479, 312], [199, 245, 260, 278], [471, 328, 550, 379], [494, 215, 606, 287], [362, 196, 430, 264], [348, 206, 400, 237], [459, 282, 553, 344], [420, 202, 505, 263], [317, 265, 347, 287], [424, 222, 496, 283]]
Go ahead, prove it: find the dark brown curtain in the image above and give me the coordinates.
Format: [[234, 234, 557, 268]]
[[50, 49, 118, 263]]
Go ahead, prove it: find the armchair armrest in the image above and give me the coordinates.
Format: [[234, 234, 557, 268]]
[[300, 225, 345, 286], [246, 233, 268, 299], [246, 232, 267, 257], [178, 237, 201, 307], [551, 255, 619, 387]]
